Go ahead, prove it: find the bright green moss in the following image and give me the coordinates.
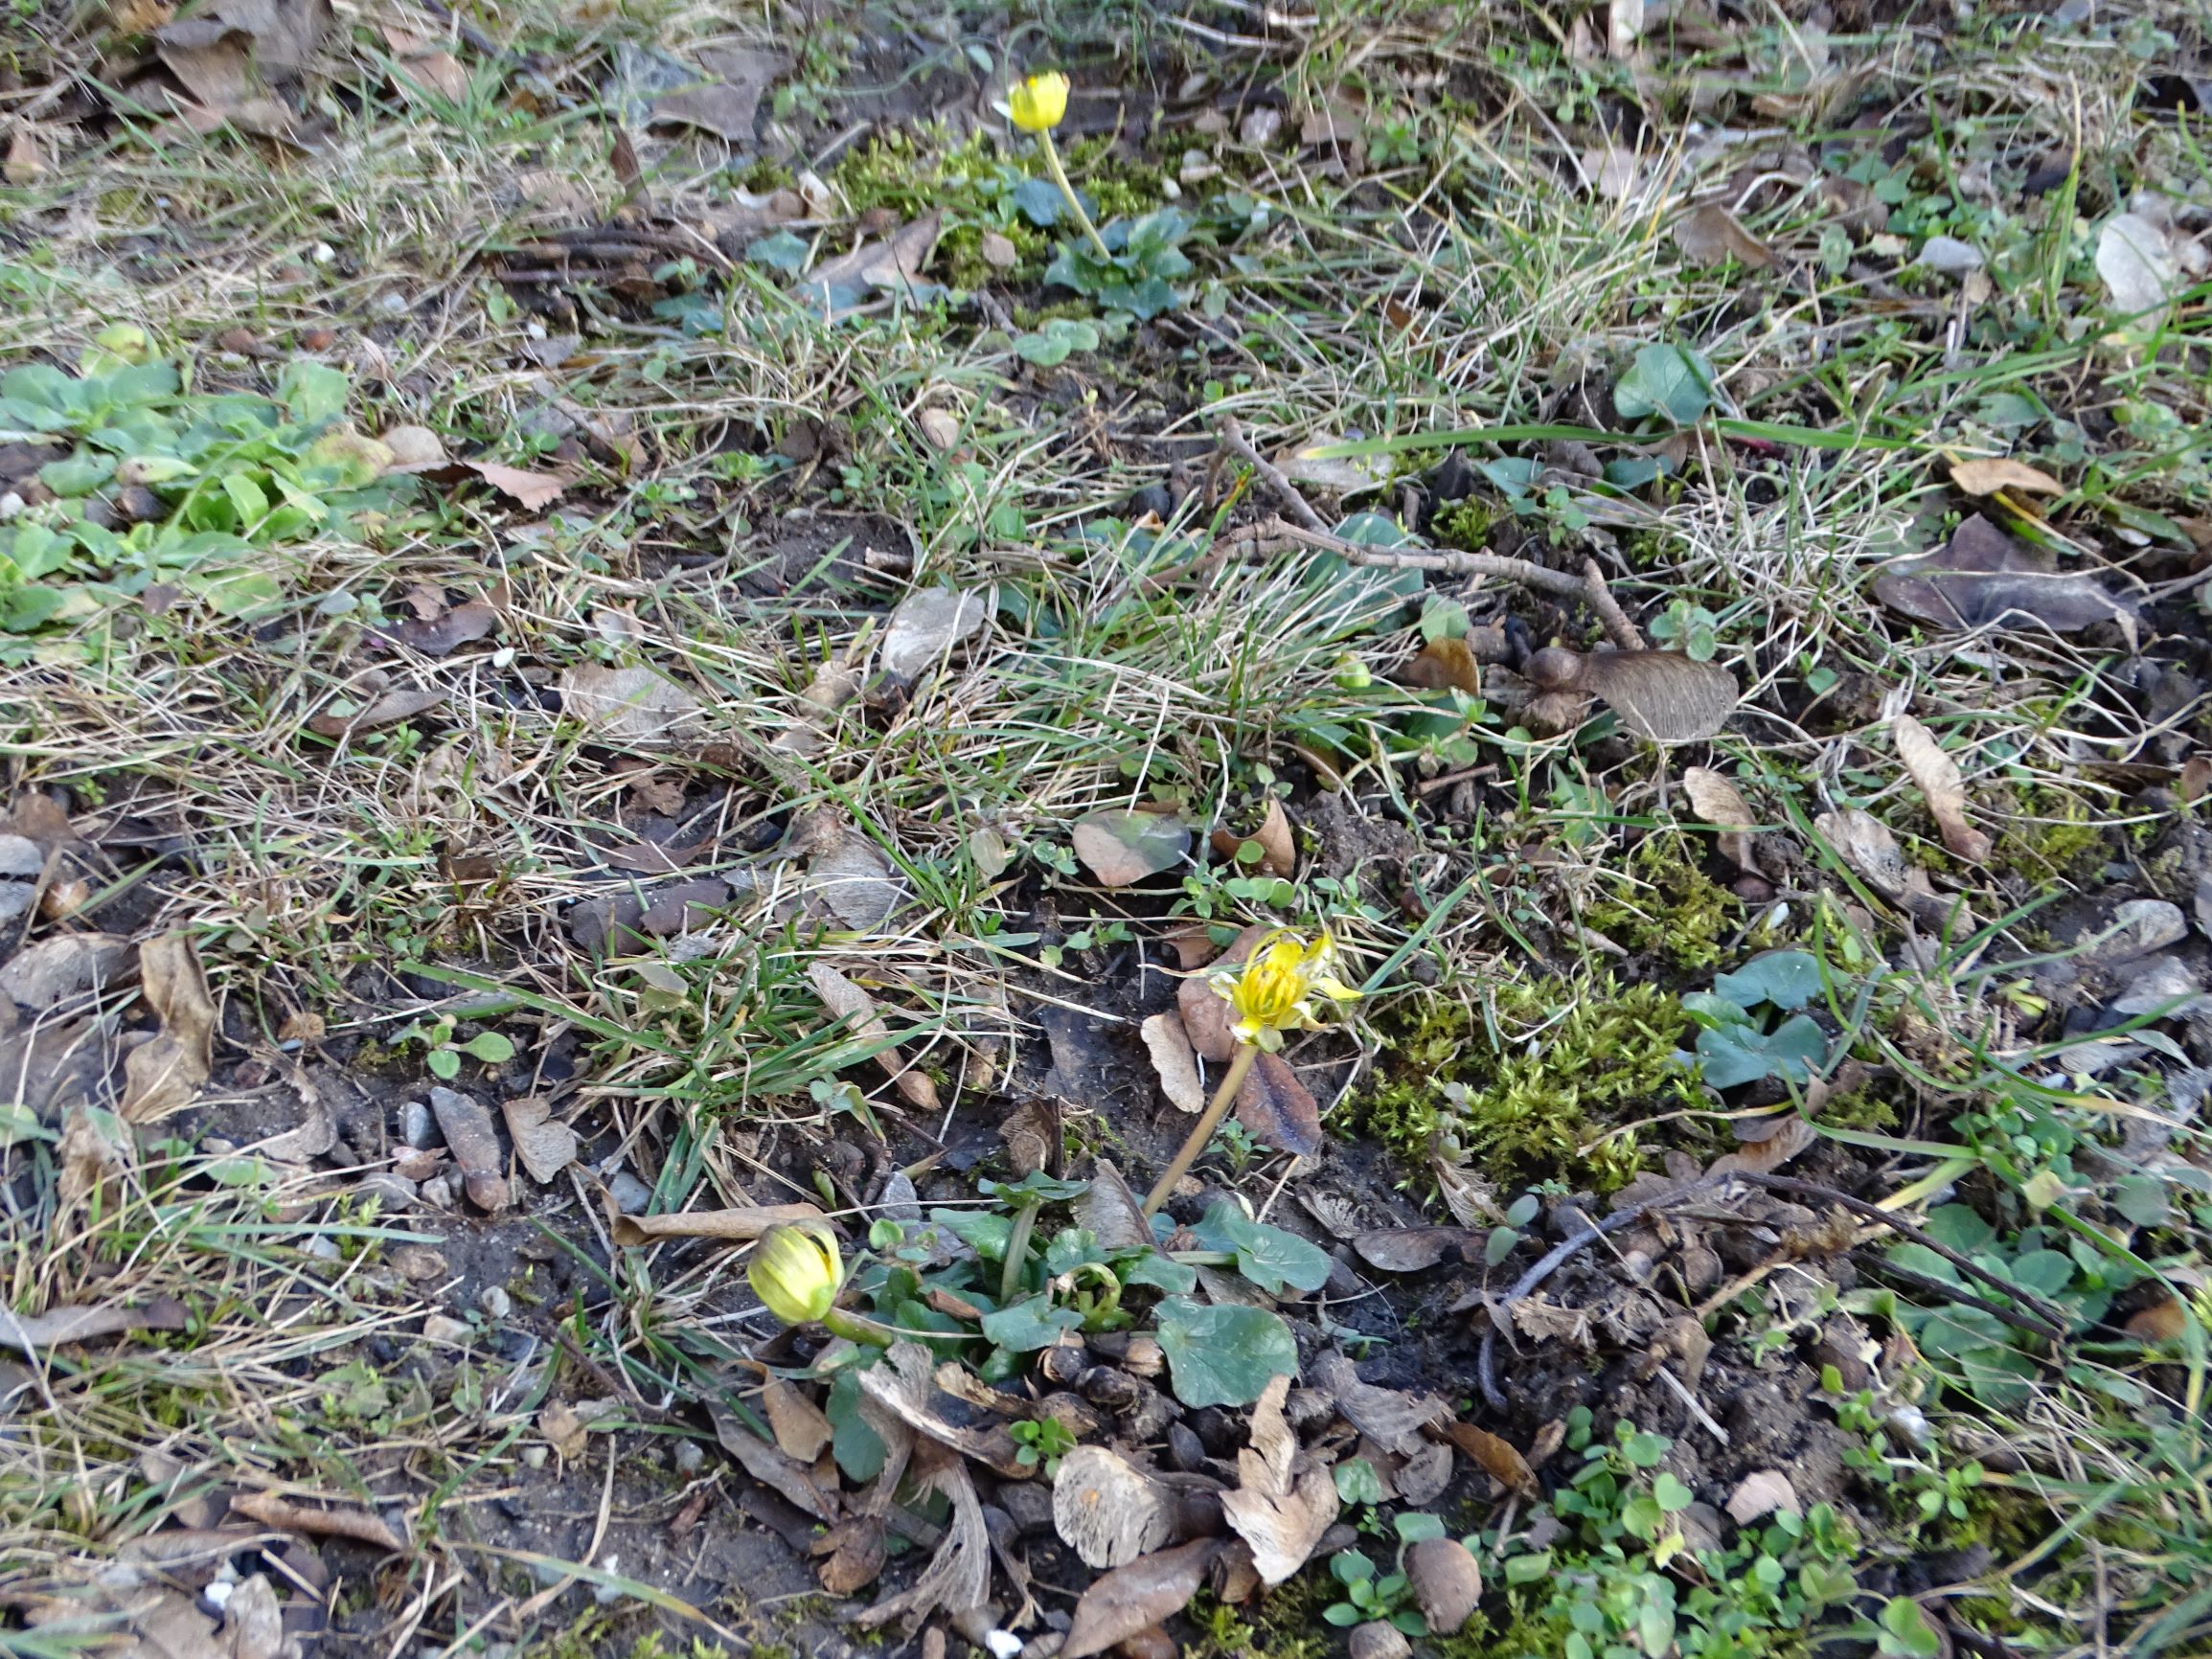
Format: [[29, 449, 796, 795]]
[[1583, 833, 1735, 974]]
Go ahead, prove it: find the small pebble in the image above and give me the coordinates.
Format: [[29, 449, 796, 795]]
[[417, 1172, 459, 1211], [673, 1439, 705, 1474], [304, 1235, 341, 1261], [399, 1101, 437, 1148], [521, 1445, 547, 1470], [479, 1285, 512, 1321], [608, 1171, 654, 1215], [422, 1313, 473, 1345], [1166, 1421, 1206, 1472]]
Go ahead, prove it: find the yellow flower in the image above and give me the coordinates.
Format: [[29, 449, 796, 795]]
[[749, 1221, 843, 1326], [1211, 929, 1360, 1052], [1009, 71, 1069, 133]]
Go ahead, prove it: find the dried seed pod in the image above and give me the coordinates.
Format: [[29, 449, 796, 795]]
[[1036, 1391, 1105, 1442], [1119, 1333, 1165, 1379], [1037, 1340, 1089, 1387], [1524, 646, 1738, 742], [1406, 1536, 1484, 1634], [1079, 1366, 1142, 1411], [1350, 1622, 1412, 1659]]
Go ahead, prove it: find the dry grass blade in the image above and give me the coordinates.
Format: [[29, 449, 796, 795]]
[[609, 1200, 827, 1245]]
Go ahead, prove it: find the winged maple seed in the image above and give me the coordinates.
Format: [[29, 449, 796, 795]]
[[1523, 646, 1739, 742]]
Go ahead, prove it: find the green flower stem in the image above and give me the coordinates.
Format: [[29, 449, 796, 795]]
[[1000, 1199, 1042, 1306], [1141, 1041, 1259, 1220], [1038, 130, 1113, 262], [821, 1306, 896, 1348]]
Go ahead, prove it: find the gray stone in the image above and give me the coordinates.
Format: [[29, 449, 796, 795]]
[[1914, 235, 1984, 274], [479, 1285, 512, 1320], [608, 1171, 654, 1215], [399, 1100, 438, 1148], [673, 1439, 705, 1474]]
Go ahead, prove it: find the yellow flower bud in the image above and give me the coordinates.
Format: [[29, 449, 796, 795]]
[[1009, 71, 1069, 133], [748, 1221, 843, 1326], [1213, 929, 1360, 1052]]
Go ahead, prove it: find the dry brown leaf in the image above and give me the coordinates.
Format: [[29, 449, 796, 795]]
[[255, 1072, 335, 1162], [1393, 1439, 1453, 1508], [1405, 1536, 1484, 1634], [1237, 1050, 1323, 1157], [220, 1573, 284, 1659], [390, 599, 495, 658], [1078, 1159, 1151, 1252], [1950, 457, 2063, 497], [807, 962, 938, 1113], [1208, 798, 1295, 878], [538, 1401, 589, 1460], [120, 933, 216, 1123], [307, 685, 445, 739], [1054, 1444, 1175, 1568], [1351, 1228, 1471, 1272], [559, 664, 703, 745], [710, 1401, 836, 1521], [1175, 924, 1265, 1061], [1440, 1421, 1539, 1496], [649, 45, 784, 142], [0, 1295, 187, 1352], [1893, 714, 1991, 864], [1219, 1374, 1338, 1587], [1814, 807, 1909, 898], [880, 586, 989, 681], [761, 1374, 835, 1464], [229, 1489, 403, 1553], [502, 1096, 577, 1184], [2126, 1297, 2188, 1341], [1725, 1468, 1801, 1525], [855, 1341, 1029, 1478], [800, 214, 943, 319], [0, 930, 131, 1009], [808, 830, 907, 934], [1140, 1012, 1207, 1113], [467, 458, 567, 509], [1708, 1114, 1816, 1177], [1062, 1537, 1224, 1659], [1312, 1352, 1448, 1455], [1682, 765, 1758, 872], [1406, 636, 1483, 695], [1873, 513, 2136, 641], [999, 1096, 1060, 1179], [608, 1200, 825, 1246], [811, 1515, 887, 1596], [57, 1103, 131, 1206], [1072, 808, 1192, 887], [5, 126, 45, 185], [1673, 203, 1776, 269], [855, 1438, 990, 1629]]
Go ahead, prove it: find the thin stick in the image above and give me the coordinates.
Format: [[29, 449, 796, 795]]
[[1220, 418, 1327, 532], [1142, 1044, 1259, 1218], [1224, 516, 1645, 651]]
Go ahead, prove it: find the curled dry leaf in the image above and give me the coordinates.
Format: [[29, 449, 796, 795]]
[[121, 932, 217, 1123], [1872, 513, 2136, 641], [501, 1096, 576, 1184], [710, 1401, 836, 1522], [1219, 1374, 1339, 1587], [812, 1515, 887, 1596], [879, 586, 990, 682], [1893, 715, 1991, 864], [1072, 808, 1192, 887], [559, 664, 704, 745], [1237, 1050, 1322, 1156], [1725, 1468, 1801, 1525], [229, 1489, 404, 1554], [1176, 923, 1266, 1062], [608, 1200, 826, 1247], [1682, 765, 1758, 872], [467, 458, 567, 510], [1140, 1012, 1207, 1114], [1950, 457, 2062, 497], [1054, 1445, 1176, 1568], [0, 1296, 189, 1352], [1814, 807, 1909, 898], [1406, 636, 1483, 696], [1706, 1113, 1816, 1177], [1352, 1228, 1472, 1272], [1078, 1159, 1151, 1252], [855, 1438, 990, 1629], [761, 1374, 835, 1464], [308, 686, 445, 738], [809, 830, 906, 934], [807, 962, 940, 1113], [1393, 1439, 1453, 1508], [539, 1401, 589, 1461], [1441, 1420, 1539, 1497], [1524, 648, 1738, 743], [855, 1341, 1030, 1478], [1062, 1537, 1225, 1659], [1673, 203, 1776, 269], [1312, 1352, 1448, 1456], [391, 600, 496, 658], [1208, 798, 1295, 879]]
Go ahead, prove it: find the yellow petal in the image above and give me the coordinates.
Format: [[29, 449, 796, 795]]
[[1009, 71, 1069, 132]]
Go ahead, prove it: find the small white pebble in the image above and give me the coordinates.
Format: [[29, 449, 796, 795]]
[[521, 1445, 547, 1469], [306, 1235, 341, 1261], [986, 1631, 1022, 1658], [480, 1285, 512, 1320], [311, 241, 334, 263], [0, 492, 23, 522], [673, 1440, 705, 1474], [592, 1556, 621, 1603]]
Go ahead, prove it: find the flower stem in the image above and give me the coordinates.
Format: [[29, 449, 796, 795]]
[[821, 1306, 896, 1348], [1000, 1199, 1041, 1306], [1039, 131, 1113, 262], [1141, 1042, 1259, 1220]]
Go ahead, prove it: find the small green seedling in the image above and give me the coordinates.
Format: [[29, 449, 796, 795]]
[[398, 1014, 514, 1080]]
